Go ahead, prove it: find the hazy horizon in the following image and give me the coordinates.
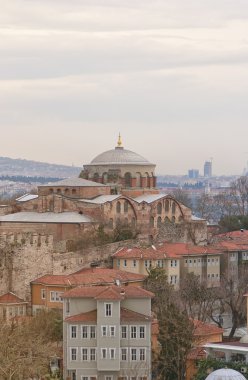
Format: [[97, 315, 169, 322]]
[[1, 1, 248, 175]]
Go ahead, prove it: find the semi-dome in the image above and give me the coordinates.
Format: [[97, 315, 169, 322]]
[[205, 368, 246, 380], [88, 135, 153, 166]]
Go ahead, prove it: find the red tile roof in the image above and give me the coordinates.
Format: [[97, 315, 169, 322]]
[[193, 319, 224, 337], [65, 310, 97, 323], [65, 307, 151, 323], [62, 285, 154, 300], [31, 268, 146, 287], [113, 243, 222, 260], [0, 292, 26, 304]]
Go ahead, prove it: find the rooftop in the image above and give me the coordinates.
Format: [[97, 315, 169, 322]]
[[0, 292, 26, 304], [39, 177, 106, 188], [0, 211, 94, 224], [62, 285, 154, 300]]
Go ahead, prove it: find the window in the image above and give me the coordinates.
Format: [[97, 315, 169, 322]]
[[124, 201, 129, 213], [131, 348, 137, 361], [121, 326, 127, 339], [105, 377, 113, 380], [170, 260, 177, 267], [139, 348, 145, 361], [121, 348, 127, 361], [109, 348, 115, 359], [101, 348, 107, 359], [66, 299, 70, 314], [157, 202, 162, 214], [105, 303, 112, 317], [157, 260, 163, 268], [41, 289, 46, 299], [90, 326, 96, 339], [124, 259, 127, 267], [170, 275, 177, 285], [90, 348, 96, 361], [82, 326, 88, 339], [139, 326, 145, 339], [133, 259, 137, 267], [82, 348, 88, 361], [70, 348, 77, 361], [116, 201, 121, 213], [50, 291, 63, 302], [109, 326, 116, 337], [144, 260, 148, 268], [101, 326, 107, 337], [131, 326, 137, 339], [70, 326, 77, 339], [117, 259, 120, 267]]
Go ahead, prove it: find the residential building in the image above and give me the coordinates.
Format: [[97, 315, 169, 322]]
[[112, 243, 222, 287], [62, 285, 154, 380], [30, 268, 146, 314], [0, 292, 28, 322]]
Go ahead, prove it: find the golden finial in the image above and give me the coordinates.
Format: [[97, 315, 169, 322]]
[[117, 133, 122, 147]]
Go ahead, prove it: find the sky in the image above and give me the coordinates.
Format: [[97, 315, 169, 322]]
[[1, 0, 248, 176]]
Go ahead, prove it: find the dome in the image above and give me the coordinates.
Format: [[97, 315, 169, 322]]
[[89, 146, 153, 166], [205, 368, 246, 380]]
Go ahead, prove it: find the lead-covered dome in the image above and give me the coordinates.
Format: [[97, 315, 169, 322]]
[[90, 146, 152, 166], [205, 368, 246, 380]]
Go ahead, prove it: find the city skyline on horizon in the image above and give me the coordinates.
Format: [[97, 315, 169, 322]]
[[1, 1, 248, 176]]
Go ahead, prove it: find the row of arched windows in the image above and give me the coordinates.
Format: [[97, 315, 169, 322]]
[[157, 200, 176, 214], [92, 172, 155, 188], [150, 215, 182, 227], [108, 217, 136, 229], [49, 188, 77, 196]]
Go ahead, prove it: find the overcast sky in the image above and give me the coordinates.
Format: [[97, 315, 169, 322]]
[[1, 0, 248, 175]]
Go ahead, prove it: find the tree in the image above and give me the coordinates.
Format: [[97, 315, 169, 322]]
[[169, 189, 192, 209], [195, 194, 215, 221], [219, 215, 248, 232], [230, 176, 248, 216], [219, 268, 248, 338], [0, 311, 62, 380], [145, 268, 194, 380], [179, 273, 219, 324]]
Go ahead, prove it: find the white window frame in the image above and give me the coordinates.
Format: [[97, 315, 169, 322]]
[[90, 325, 96, 339], [131, 326, 137, 339], [70, 325, 77, 339], [139, 326, 145, 339], [81, 348, 88, 361], [105, 376, 113, 380], [70, 347, 78, 361], [109, 325, 116, 337], [82, 325, 88, 339], [101, 348, 107, 359], [139, 348, 146, 361], [121, 325, 127, 339], [131, 348, 137, 361], [109, 348, 116, 360], [90, 348, 96, 361], [105, 303, 112, 317], [121, 347, 128, 361], [133, 259, 137, 267], [41, 288, 46, 299], [101, 325, 107, 337]]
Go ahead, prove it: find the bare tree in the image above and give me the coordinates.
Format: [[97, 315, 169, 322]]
[[230, 176, 248, 216]]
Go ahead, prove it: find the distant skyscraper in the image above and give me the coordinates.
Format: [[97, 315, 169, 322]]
[[204, 161, 212, 177], [188, 169, 199, 179]]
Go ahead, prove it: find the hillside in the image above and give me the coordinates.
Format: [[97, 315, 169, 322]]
[[0, 156, 81, 179]]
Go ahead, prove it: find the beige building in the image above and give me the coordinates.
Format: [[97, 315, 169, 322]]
[[0, 292, 28, 322], [63, 285, 154, 380], [112, 243, 222, 287]]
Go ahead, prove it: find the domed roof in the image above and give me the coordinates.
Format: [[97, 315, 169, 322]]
[[90, 146, 152, 166], [205, 368, 246, 380]]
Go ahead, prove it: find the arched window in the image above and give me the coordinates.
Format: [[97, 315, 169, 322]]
[[164, 216, 170, 223], [124, 201, 129, 213], [49, 188, 53, 194], [124, 172, 132, 187], [72, 189, 76, 195], [150, 216, 155, 228], [102, 173, 108, 184], [116, 201, 121, 213], [64, 188, 69, 195], [109, 218, 113, 229], [172, 202, 176, 214], [93, 173, 99, 182], [172, 216, 176, 223], [136, 172, 141, 187], [165, 200, 169, 212], [56, 188, 61, 194], [157, 202, 162, 214], [131, 217, 136, 228], [157, 216, 162, 227]]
